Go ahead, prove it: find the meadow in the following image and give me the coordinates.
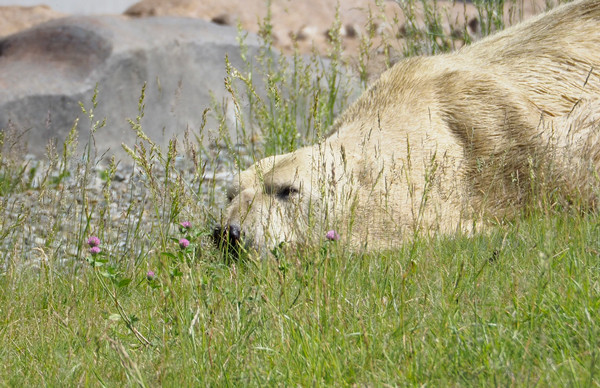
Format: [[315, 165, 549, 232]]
[[1, 0, 599, 386]]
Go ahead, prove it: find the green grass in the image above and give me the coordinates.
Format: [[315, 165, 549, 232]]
[[1, 210, 599, 386], [1, 0, 598, 386]]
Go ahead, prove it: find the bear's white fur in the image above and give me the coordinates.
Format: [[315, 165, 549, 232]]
[[220, 0, 600, 252]]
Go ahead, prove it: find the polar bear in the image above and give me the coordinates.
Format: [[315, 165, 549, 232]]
[[215, 0, 600, 254]]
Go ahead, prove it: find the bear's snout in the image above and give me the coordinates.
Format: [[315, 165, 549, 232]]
[[213, 224, 243, 258]]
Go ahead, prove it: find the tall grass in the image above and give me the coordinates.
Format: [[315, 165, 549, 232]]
[[0, 0, 598, 386], [2, 210, 599, 385]]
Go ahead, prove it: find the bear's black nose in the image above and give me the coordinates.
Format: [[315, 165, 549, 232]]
[[228, 224, 241, 243], [213, 224, 243, 259]]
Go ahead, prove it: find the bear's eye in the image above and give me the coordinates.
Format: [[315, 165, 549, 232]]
[[276, 186, 299, 200]]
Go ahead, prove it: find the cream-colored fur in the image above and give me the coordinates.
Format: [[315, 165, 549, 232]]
[[220, 0, 600, 253]]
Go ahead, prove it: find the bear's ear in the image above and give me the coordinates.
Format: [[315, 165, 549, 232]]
[[226, 185, 237, 202]]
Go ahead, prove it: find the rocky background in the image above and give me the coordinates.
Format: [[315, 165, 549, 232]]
[[0, 0, 554, 161]]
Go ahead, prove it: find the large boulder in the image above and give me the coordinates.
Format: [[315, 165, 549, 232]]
[[0, 15, 263, 158]]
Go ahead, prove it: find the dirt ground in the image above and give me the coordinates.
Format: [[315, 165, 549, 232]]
[[0, 5, 63, 37], [124, 0, 554, 61], [1, 0, 555, 76]]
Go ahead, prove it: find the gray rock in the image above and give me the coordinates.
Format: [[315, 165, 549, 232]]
[[0, 15, 264, 159]]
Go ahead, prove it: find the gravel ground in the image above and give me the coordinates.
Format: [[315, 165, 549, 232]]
[[0, 141, 255, 271]]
